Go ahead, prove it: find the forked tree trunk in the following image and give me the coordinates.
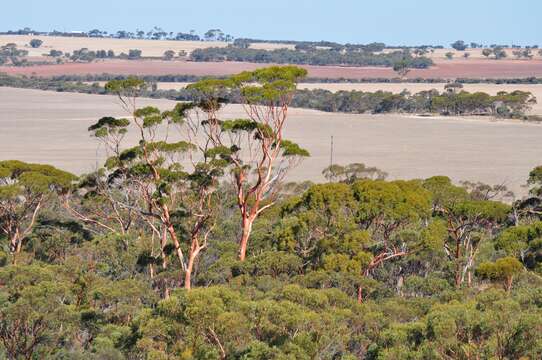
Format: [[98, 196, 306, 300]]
[[166, 222, 186, 284]]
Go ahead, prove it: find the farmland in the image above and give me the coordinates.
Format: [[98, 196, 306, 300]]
[[2, 35, 542, 80], [2, 57, 542, 79], [0, 35, 297, 57], [0, 35, 228, 57], [2, 86, 541, 196]]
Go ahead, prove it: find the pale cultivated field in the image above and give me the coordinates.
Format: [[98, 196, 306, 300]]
[[152, 82, 542, 115], [248, 43, 296, 50], [0, 35, 228, 57], [0, 35, 296, 57], [2, 87, 542, 196]]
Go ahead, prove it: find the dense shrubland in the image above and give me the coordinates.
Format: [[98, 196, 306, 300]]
[[2, 66, 542, 359], [190, 47, 433, 69], [66, 48, 185, 62], [42, 75, 542, 85], [292, 86, 537, 118], [233, 39, 390, 51]]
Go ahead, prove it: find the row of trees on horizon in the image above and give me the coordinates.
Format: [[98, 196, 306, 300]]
[[3, 27, 541, 50]]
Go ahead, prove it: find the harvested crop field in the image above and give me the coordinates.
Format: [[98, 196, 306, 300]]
[[2, 87, 541, 196], [0, 35, 294, 57], [3, 58, 542, 79], [0, 35, 228, 57]]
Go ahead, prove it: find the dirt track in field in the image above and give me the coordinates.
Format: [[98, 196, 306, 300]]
[[2, 87, 542, 196]]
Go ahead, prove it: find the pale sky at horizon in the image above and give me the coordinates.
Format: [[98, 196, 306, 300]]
[[2, 0, 541, 46]]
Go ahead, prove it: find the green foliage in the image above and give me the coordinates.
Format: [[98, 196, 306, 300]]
[[477, 257, 523, 290], [451, 40, 468, 51], [0, 161, 77, 257], [392, 58, 411, 77], [1, 170, 542, 358], [0, 160, 75, 194], [495, 222, 542, 272], [163, 50, 175, 60], [0, 43, 28, 66], [231, 65, 308, 103], [29, 38, 43, 48], [527, 165, 542, 196], [279, 140, 310, 157], [191, 46, 433, 69], [323, 163, 388, 183], [105, 77, 147, 96], [352, 179, 431, 231], [88, 116, 130, 138]]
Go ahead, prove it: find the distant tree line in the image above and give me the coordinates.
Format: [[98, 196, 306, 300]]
[[42, 48, 151, 63], [234, 38, 449, 50], [451, 40, 540, 50], [292, 87, 537, 118], [1, 74, 536, 120], [233, 38, 387, 52], [66, 48, 143, 62], [38, 73, 542, 85], [0, 27, 234, 42], [190, 47, 434, 68], [42, 48, 185, 63]]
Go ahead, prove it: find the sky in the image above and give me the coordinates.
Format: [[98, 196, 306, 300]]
[[2, 0, 541, 46]]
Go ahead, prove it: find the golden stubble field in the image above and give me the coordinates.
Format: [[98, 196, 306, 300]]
[[2, 87, 542, 196], [0, 35, 296, 57], [0, 35, 228, 57]]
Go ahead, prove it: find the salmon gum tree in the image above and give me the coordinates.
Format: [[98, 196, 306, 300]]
[[187, 65, 310, 261]]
